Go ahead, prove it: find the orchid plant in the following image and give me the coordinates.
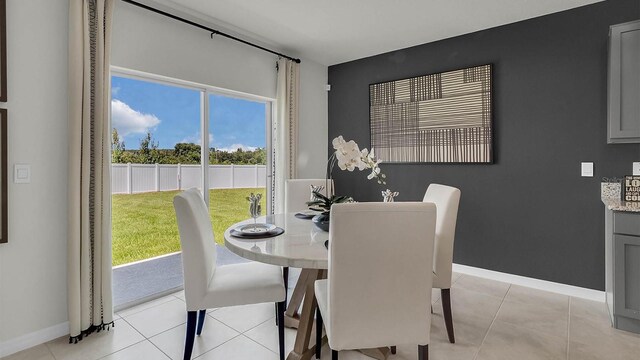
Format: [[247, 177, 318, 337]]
[[330, 135, 386, 185], [306, 136, 388, 213]]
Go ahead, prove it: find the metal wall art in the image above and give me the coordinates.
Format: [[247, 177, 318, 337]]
[[370, 64, 493, 163]]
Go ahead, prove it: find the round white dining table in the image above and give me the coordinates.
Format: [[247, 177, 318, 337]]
[[223, 214, 391, 360], [224, 213, 329, 270]]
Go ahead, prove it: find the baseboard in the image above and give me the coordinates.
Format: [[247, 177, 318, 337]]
[[452, 263, 605, 303], [0, 321, 68, 358]]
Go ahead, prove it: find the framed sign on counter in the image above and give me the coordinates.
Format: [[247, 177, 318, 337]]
[[623, 176, 640, 202]]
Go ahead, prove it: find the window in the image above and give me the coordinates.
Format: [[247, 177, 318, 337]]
[[110, 69, 272, 307]]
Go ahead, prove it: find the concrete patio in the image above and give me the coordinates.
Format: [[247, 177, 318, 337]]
[[113, 245, 248, 310]]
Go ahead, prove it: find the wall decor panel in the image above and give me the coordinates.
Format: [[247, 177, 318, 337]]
[[370, 64, 492, 163]]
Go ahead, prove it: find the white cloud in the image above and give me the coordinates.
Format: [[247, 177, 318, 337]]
[[180, 133, 213, 146], [111, 99, 160, 136], [179, 136, 198, 144], [216, 143, 258, 152]]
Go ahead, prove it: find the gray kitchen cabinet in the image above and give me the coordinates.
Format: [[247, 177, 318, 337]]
[[608, 20, 640, 144], [606, 210, 640, 333]]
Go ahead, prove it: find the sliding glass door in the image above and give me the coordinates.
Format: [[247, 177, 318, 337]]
[[111, 75, 203, 267], [207, 93, 269, 246], [110, 69, 273, 308]]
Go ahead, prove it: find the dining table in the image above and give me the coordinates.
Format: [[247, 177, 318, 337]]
[[224, 213, 392, 360]]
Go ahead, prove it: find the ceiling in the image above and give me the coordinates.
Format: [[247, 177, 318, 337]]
[[161, 0, 602, 65]]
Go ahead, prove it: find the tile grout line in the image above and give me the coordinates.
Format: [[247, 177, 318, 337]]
[[127, 311, 244, 360], [239, 313, 296, 356], [146, 340, 173, 360], [118, 316, 168, 360], [192, 332, 245, 359], [566, 296, 571, 360], [472, 283, 512, 360], [210, 310, 276, 335], [95, 339, 148, 360], [119, 314, 155, 341], [241, 333, 283, 356], [43, 342, 59, 360]]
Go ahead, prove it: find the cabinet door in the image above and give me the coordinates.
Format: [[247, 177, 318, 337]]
[[608, 21, 640, 144], [614, 234, 640, 320]]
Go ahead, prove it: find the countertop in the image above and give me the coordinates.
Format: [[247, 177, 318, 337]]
[[601, 181, 640, 213], [602, 197, 640, 213]]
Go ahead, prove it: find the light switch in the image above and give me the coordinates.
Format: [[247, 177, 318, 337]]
[[581, 162, 594, 177], [633, 162, 640, 176], [14, 164, 31, 184]]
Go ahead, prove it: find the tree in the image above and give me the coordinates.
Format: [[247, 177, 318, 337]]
[[209, 147, 266, 165], [139, 132, 159, 164], [112, 129, 126, 163], [174, 143, 201, 163]]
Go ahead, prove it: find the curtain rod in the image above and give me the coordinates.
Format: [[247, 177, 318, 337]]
[[120, 0, 302, 64]]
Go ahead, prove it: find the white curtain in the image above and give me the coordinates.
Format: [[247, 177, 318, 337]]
[[272, 59, 300, 214], [67, 0, 115, 343]]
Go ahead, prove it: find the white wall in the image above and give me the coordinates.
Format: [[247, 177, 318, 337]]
[[111, 0, 328, 178], [0, 0, 328, 354], [297, 59, 328, 179], [0, 0, 70, 351], [111, 1, 278, 99]]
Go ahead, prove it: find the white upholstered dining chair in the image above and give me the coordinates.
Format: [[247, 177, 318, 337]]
[[282, 178, 334, 312], [285, 178, 334, 213], [314, 202, 437, 360], [424, 183, 461, 343], [173, 189, 286, 360]]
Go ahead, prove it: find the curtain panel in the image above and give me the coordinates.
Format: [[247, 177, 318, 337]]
[[68, 0, 115, 343], [272, 58, 300, 214]]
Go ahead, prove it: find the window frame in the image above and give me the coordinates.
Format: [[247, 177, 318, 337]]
[[109, 66, 274, 209]]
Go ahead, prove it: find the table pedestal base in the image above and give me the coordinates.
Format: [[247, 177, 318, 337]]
[[286, 269, 324, 360]]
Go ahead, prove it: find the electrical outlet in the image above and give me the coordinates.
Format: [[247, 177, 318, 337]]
[[581, 162, 594, 177], [14, 164, 31, 184], [633, 162, 640, 176]]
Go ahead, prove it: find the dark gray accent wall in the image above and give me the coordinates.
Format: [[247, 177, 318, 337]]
[[328, 0, 640, 291]]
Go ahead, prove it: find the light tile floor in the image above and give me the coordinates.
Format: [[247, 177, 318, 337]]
[[4, 270, 640, 360]]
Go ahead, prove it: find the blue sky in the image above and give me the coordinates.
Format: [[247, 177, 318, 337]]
[[111, 76, 266, 151]]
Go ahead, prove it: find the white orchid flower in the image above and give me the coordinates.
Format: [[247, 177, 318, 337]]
[[332, 136, 346, 150], [335, 140, 363, 171], [330, 136, 387, 183]]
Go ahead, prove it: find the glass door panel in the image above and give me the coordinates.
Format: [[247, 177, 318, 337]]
[[208, 93, 268, 245]]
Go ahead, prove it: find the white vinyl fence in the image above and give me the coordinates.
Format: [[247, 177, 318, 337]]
[[112, 163, 267, 194]]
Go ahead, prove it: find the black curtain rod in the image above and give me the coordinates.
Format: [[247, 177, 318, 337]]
[[120, 0, 301, 63]]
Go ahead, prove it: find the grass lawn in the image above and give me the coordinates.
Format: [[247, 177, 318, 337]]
[[111, 188, 266, 266]]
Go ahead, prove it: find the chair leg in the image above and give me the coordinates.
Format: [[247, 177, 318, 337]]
[[441, 288, 455, 343], [196, 310, 206, 336], [332, 350, 339, 360], [418, 345, 429, 360], [184, 311, 197, 360], [284, 267, 290, 308], [315, 307, 323, 359], [276, 267, 290, 326], [277, 301, 286, 360], [390, 346, 396, 354]]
